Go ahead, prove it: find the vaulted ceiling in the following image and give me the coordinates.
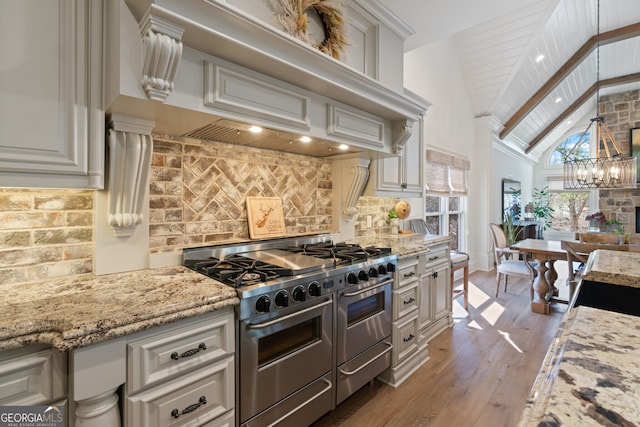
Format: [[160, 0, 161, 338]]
[[379, 0, 640, 160]]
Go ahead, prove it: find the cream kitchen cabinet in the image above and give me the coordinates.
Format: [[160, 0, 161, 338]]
[[366, 114, 423, 197], [418, 242, 453, 345], [124, 311, 235, 427], [0, 0, 104, 189], [378, 255, 423, 387], [69, 309, 235, 427], [0, 345, 66, 406]]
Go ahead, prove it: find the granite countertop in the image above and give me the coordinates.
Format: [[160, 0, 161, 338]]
[[0, 266, 238, 352], [518, 305, 640, 426], [581, 249, 640, 288], [349, 233, 451, 258]]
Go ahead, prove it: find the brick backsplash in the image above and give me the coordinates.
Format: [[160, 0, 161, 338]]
[[355, 196, 401, 238], [0, 189, 94, 286], [149, 134, 333, 253]]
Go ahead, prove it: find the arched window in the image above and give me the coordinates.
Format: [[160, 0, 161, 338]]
[[548, 131, 591, 166]]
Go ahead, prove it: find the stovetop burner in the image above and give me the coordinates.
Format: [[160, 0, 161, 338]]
[[283, 242, 392, 265], [185, 255, 294, 287]]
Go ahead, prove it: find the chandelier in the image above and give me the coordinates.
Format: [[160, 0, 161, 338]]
[[563, 0, 637, 190]]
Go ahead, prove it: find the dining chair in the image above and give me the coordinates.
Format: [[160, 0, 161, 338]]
[[578, 232, 623, 245], [561, 240, 629, 303], [488, 223, 535, 298], [409, 219, 469, 311]]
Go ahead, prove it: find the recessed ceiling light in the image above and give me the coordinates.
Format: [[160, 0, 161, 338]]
[[248, 126, 263, 133], [299, 136, 312, 143], [535, 54, 545, 63], [567, 120, 573, 125], [338, 144, 349, 150], [555, 97, 562, 103]]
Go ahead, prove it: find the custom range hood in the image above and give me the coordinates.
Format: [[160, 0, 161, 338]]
[[101, 0, 429, 238], [104, 0, 428, 158]]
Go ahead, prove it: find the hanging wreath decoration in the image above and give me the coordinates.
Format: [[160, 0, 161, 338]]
[[276, 0, 347, 60]]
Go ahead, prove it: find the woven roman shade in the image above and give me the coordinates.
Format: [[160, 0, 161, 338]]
[[426, 149, 470, 195]]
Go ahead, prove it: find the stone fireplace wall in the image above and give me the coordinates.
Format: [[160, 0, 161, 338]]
[[597, 89, 640, 233], [148, 134, 333, 253]]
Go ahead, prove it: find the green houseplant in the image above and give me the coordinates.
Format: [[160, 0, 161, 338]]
[[532, 186, 553, 231], [502, 211, 521, 246]]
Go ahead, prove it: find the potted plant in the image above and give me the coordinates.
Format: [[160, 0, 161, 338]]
[[532, 186, 553, 234], [585, 211, 606, 230], [502, 211, 520, 246]]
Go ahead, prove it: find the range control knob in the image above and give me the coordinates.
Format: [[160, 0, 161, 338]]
[[255, 295, 271, 313], [368, 267, 379, 278], [386, 263, 396, 273], [292, 285, 306, 302], [347, 272, 359, 285], [275, 290, 289, 307], [378, 264, 387, 275], [308, 281, 321, 297], [358, 270, 369, 282]]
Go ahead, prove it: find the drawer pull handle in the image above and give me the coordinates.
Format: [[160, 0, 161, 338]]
[[171, 342, 207, 360], [403, 297, 415, 305], [171, 396, 207, 418], [428, 256, 440, 261], [403, 271, 415, 278], [403, 334, 415, 342]]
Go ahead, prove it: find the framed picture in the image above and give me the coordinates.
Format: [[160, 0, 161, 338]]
[[632, 127, 640, 183]]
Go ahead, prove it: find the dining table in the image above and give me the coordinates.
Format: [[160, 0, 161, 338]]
[[510, 238, 575, 315]]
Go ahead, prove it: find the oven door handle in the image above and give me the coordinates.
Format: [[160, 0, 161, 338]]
[[337, 341, 393, 376], [339, 278, 393, 297], [246, 299, 333, 329], [266, 378, 332, 427]]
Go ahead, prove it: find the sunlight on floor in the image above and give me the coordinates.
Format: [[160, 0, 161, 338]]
[[498, 330, 523, 353]]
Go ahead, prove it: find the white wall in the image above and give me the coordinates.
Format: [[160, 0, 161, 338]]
[[402, 38, 537, 272]]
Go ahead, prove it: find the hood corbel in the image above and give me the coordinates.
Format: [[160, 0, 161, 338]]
[[392, 118, 415, 154], [107, 114, 154, 237], [339, 157, 371, 217], [139, 13, 184, 101]]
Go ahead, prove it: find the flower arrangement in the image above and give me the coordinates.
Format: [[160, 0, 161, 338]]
[[585, 211, 606, 222]]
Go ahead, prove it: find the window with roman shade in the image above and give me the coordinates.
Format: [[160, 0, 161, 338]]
[[425, 149, 470, 195]]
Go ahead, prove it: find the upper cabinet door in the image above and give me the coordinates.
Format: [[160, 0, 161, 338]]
[[0, 0, 104, 189]]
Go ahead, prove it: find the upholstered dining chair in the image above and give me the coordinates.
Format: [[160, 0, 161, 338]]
[[409, 219, 469, 310], [561, 240, 629, 303], [488, 223, 536, 298]]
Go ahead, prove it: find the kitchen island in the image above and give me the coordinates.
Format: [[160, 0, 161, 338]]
[[518, 250, 640, 426], [0, 266, 238, 352]]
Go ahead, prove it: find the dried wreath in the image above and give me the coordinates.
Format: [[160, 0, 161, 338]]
[[276, 0, 347, 60]]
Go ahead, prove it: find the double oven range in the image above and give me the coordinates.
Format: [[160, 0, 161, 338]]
[[184, 235, 397, 426]]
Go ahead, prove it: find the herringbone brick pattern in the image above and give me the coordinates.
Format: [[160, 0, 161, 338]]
[[149, 134, 333, 252]]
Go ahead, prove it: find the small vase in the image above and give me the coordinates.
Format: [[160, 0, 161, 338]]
[[390, 218, 399, 235], [589, 219, 602, 231]]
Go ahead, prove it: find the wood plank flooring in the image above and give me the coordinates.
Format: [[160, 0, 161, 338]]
[[312, 267, 569, 427]]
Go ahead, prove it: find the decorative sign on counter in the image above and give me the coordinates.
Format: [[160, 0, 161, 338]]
[[246, 197, 286, 239]]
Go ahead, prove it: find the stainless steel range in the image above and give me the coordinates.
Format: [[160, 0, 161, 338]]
[[183, 235, 397, 426]]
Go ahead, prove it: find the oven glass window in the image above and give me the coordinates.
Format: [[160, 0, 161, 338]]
[[258, 317, 321, 367], [347, 292, 384, 326]]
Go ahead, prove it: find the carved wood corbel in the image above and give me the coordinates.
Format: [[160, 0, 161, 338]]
[[107, 115, 154, 237], [139, 13, 184, 101], [392, 118, 415, 154], [341, 157, 370, 217]]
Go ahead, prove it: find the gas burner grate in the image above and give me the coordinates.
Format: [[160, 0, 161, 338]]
[[185, 256, 293, 287], [282, 242, 392, 265]]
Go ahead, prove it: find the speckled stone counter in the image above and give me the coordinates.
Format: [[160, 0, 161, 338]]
[[349, 233, 451, 258], [518, 305, 640, 426], [582, 249, 640, 288], [0, 266, 238, 352]]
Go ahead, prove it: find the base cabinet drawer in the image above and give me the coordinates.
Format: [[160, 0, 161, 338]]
[[0, 346, 66, 405], [391, 311, 419, 365], [126, 357, 234, 427], [393, 283, 418, 319], [127, 313, 234, 394]]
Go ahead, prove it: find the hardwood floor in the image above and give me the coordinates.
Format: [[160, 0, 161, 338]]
[[313, 267, 569, 427]]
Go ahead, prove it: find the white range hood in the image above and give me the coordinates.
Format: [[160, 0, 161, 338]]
[[104, 0, 428, 158], [99, 0, 430, 248]]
